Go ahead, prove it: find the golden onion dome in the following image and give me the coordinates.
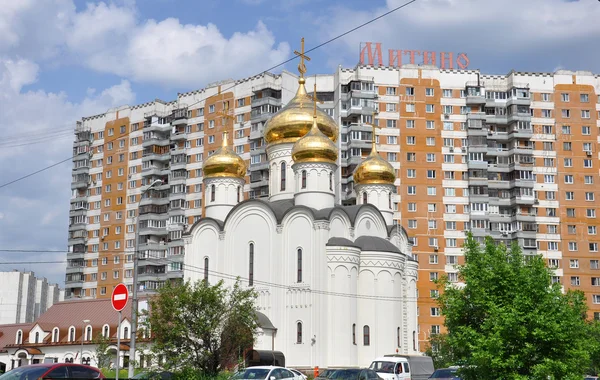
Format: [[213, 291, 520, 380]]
[[264, 77, 338, 146], [353, 135, 396, 185], [203, 132, 247, 179], [292, 116, 338, 164]]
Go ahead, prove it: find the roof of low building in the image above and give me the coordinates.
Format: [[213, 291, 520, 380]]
[[355, 236, 401, 254]]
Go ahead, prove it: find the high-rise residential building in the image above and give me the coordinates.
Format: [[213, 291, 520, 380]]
[[68, 64, 600, 351], [0, 271, 63, 324]]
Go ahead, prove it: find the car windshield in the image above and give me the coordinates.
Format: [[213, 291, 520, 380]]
[[0, 367, 49, 380], [369, 361, 396, 374], [240, 369, 271, 379], [430, 369, 457, 378], [328, 369, 361, 380]]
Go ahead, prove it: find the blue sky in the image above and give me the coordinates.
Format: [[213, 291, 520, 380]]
[[1, 0, 600, 285]]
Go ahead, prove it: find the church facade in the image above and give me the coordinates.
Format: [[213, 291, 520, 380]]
[[183, 70, 419, 368]]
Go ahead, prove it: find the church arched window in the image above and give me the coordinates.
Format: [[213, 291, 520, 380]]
[[412, 330, 417, 351], [86, 326, 92, 341], [35, 332, 39, 344], [237, 186, 241, 203], [297, 249, 303, 283], [389, 192, 392, 209], [210, 185, 215, 202], [352, 324, 356, 345], [363, 325, 370, 346], [363, 192, 368, 204], [123, 327, 129, 340], [280, 162, 286, 191], [329, 172, 333, 191], [204, 257, 209, 282], [69, 327, 75, 342], [397, 327, 400, 347], [249, 243, 255, 286], [301, 171, 307, 189], [52, 328, 59, 343], [16, 330, 22, 344], [296, 322, 303, 344], [103, 325, 109, 338]]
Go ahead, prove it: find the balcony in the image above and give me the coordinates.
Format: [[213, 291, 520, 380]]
[[351, 89, 377, 99], [251, 97, 281, 108], [170, 132, 188, 142], [142, 135, 170, 148], [71, 174, 90, 190], [250, 161, 269, 171], [65, 274, 85, 287], [142, 150, 170, 163], [171, 107, 188, 126]]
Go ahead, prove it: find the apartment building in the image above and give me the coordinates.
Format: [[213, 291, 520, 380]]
[[68, 64, 600, 351], [0, 271, 63, 324]]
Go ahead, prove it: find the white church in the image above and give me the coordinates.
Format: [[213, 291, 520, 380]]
[[183, 69, 419, 368]]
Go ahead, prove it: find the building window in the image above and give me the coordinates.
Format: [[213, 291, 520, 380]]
[[249, 243, 254, 286], [103, 325, 109, 338], [86, 326, 92, 341], [296, 322, 303, 344], [210, 185, 215, 202], [363, 325, 370, 346], [237, 186, 241, 203], [69, 327, 75, 342], [301, 170, 307, 189], [280, 162, 286, 191], [329, 172, 333, 191], [352, 324, 356, 345], [389, 192, 392, 209], [123, 327, 129, 339], [35, 332, 39, 344], [52, 328, 59, 343], [363, 192, 368, 204], [204, 257, 209, 282], [297, 249, 303, 283]]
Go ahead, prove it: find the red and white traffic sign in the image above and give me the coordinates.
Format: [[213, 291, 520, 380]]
[[111, 283, 129, 312]]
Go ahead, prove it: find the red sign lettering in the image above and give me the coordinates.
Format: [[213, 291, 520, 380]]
[[359, 42, 470, 70]]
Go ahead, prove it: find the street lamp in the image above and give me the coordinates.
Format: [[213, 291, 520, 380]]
[[81, 319, 90, 364], [129, 179, 163, 377]]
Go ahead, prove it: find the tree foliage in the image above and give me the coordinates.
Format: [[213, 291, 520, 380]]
[[143, 279, 258, 376], [436, 234, 596, 380], [91, 333, 111, 369]]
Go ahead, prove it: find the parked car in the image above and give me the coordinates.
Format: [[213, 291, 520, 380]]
[[315, 368, 338, 380], [371, 355, 435, 380], [327, 369, 381, 380], [429, 367, 461, 380], [0, 363, 104, 380], [236, 366, 304, 380]]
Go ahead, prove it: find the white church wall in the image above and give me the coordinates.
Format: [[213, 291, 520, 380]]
[[326, 244, 360, 367], [185, 223, 220, 284], [356, 268, 377, 366], [280, 212, 314, 366], [328, 213, 351, 239], [354, 209, 387, 239]]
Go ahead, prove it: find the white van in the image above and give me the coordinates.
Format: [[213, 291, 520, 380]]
[[370, 355, 435, 380]]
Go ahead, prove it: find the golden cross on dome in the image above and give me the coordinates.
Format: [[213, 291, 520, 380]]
[[294, 37, 311, 78], [217, 101, 235, 127], [312, 81, 323, 118], [222, 131, 229, 148]]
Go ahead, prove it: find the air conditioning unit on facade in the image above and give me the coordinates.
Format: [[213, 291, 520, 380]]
[[449, 147, 454, 152], [586, 151, 593, 156], [444, 114, 449, 119]]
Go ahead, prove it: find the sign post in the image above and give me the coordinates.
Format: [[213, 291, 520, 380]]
[[112, 283, 129, 380]]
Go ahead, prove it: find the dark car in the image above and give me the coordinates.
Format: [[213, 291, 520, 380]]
[[315, 369, 337, 380], [429, 368, 461, 380], [0, 363, 104, 380], [327, 369, 381, 380]]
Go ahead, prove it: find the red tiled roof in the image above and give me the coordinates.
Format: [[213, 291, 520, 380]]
[[35, 298, 133, 341], [0, 324, 32, 352]]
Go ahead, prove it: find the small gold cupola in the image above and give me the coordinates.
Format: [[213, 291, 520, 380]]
[[202, 131, 247, 179], [292, 83, 338, 164], [353, 115, 396, 185], [263, 38, 338, 146]]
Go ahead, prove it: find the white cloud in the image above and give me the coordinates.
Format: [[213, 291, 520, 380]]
[[0, 57, 135, 285], [320, 0, 600, 73], [0, 0, 290, 88]]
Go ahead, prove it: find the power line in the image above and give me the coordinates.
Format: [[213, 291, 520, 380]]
[[0, 0, 419, 190]]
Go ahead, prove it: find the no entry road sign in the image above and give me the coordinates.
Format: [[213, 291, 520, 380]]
[[111, 283, 129, 312]]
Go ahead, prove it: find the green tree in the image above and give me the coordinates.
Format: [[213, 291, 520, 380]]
[[143, 279, 258, 376], [424, 333, 456, 370], [437, 234, 595, 380], [91, 333, 111, 370]]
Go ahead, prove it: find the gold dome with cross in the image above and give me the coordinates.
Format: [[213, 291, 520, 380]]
[[353, 114, 396, 185], [203, 129, 247, 179], [264, 38, 338, 146]]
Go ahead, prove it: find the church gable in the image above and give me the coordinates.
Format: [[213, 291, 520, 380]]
[[354, 207, 387, 239]]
